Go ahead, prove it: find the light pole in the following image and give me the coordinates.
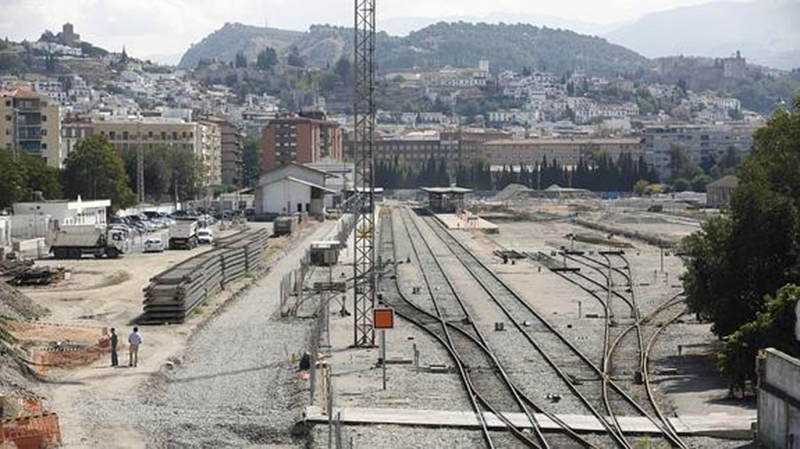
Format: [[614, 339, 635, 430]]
[[136, 119, 145, 204]]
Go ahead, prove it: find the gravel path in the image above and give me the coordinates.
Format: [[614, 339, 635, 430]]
[[130, 222, 337, 447]]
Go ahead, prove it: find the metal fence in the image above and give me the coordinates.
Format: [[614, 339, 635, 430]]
[[280, 214, 355, 318], [140, 228, 270, 324]]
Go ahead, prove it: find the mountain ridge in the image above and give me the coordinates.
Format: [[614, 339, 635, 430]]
[[179, 21, 652, 76], [605, 0, 800, 69]]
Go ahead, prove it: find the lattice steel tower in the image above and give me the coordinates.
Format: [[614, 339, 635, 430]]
[[353, 0, 377, 347]]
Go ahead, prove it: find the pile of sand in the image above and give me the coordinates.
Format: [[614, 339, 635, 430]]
[[0, 282, 47, 320], [492, 184, 532, 202]]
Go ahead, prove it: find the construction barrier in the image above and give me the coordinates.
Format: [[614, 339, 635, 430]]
[[140, 228, 270, 324], [1, 412, 62, 449], [280, 215, 354, 317]]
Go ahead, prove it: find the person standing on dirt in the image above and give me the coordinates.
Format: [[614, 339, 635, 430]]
[[110, 328, 119, 367], [128, 327, 142, 367]]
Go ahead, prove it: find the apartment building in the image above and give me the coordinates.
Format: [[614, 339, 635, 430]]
[[90, 117, 222, 187], [0, 89, 61, 167], [261, 113, 343, 173], [219, 120, 243, 187], [644, 123, 756, 180]]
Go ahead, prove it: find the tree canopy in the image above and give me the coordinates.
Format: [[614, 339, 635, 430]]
[[0, 150, 62, 209], [61, 135, 135, 209], [256, 47, 278, 70], [122, 144, 204, 202], [680, 96, 800, 390]]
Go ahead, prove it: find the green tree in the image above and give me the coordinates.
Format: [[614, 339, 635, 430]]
[[287, 46, 304, 68], [0, 150, 27, 208], [168, 147, 204, 201], [234, 52, 247, 68], [256, 47, 278, 70], [690, 174, 713, 193], [681, 97, 800, 341], [718, 285, 800, 396], [61, 135, 135, 209], [334, 57, 353, 86], [122, 146, 173, 201], [242, 136, 261, 188], [633, 179, 649, 196], [668, 144, 703, 182], [0, 151, 62, 208]]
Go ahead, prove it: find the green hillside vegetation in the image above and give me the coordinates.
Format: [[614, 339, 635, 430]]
[[180, 22, 652, 76], [180, 23, 304, 68]]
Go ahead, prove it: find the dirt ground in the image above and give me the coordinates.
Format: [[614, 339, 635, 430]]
[[3, 222, 311, 447]]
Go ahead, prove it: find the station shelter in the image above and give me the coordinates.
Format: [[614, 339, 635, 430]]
[[421, 187, 473, 214]]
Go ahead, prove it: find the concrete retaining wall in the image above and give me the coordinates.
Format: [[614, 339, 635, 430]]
[[758, 348, 800, 448]]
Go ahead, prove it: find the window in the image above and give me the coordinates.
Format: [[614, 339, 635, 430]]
[[123, 131, 129, 140], [41, 143, 47, 149], [172, 131, 178, 140], [4, 100, 9, 107], [109, 131, 116, 140], [41, 129, 47, 136], [161, 132, 167, 140], [41, 115, 47, 122], [4, 115, 10, 121]]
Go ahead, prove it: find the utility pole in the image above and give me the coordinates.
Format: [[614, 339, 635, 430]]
[[353, 0, 377, 347], [136, 119, 145, 204]]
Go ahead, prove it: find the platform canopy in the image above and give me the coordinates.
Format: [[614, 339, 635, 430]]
[[420, 187, 473, 195]]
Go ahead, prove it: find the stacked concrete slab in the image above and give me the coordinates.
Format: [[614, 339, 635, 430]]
[[141, 228, 270, 324]]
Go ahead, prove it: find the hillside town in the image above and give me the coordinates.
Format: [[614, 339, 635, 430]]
[[0, 23, 775, 192]]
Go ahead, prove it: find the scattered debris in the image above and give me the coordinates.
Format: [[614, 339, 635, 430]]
[[0, 259, 35, 281], [9, 266, 67, 287]]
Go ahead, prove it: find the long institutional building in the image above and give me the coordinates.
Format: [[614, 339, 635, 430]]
[[368, 132, 646, 170], [366, 124, 758, 181]]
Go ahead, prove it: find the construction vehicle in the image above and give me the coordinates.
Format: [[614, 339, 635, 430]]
[[49, 225, 128, 259], [169, 221, 199, 250]]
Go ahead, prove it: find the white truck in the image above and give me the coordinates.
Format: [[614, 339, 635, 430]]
[[169, 221, 199, 250], [49, 225, 128, 259]]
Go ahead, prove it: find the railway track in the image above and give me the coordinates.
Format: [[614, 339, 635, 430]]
[[574, 252, 689, 448], [382, 208, 544, 448], [402, 209, 638, 448], [532, 248, 688, 448], [402, 207, 698, 448]]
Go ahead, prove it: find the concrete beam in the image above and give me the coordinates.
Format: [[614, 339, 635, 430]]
[[303, 406, 755, 440]]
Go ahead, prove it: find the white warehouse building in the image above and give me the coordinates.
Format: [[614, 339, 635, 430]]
[[254, 163, 335, 218]]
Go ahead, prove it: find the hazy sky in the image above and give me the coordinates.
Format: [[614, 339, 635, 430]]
[[0, 0, 753, 60]]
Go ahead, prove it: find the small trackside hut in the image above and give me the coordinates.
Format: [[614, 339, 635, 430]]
[[421, 187, 473, 214]]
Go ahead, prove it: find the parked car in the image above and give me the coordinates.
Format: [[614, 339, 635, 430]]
[[197, 228, 214, 245], [144, 237, 165, 253]]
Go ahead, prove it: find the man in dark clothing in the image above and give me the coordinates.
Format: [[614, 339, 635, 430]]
[[110, 328, 119, 367]]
